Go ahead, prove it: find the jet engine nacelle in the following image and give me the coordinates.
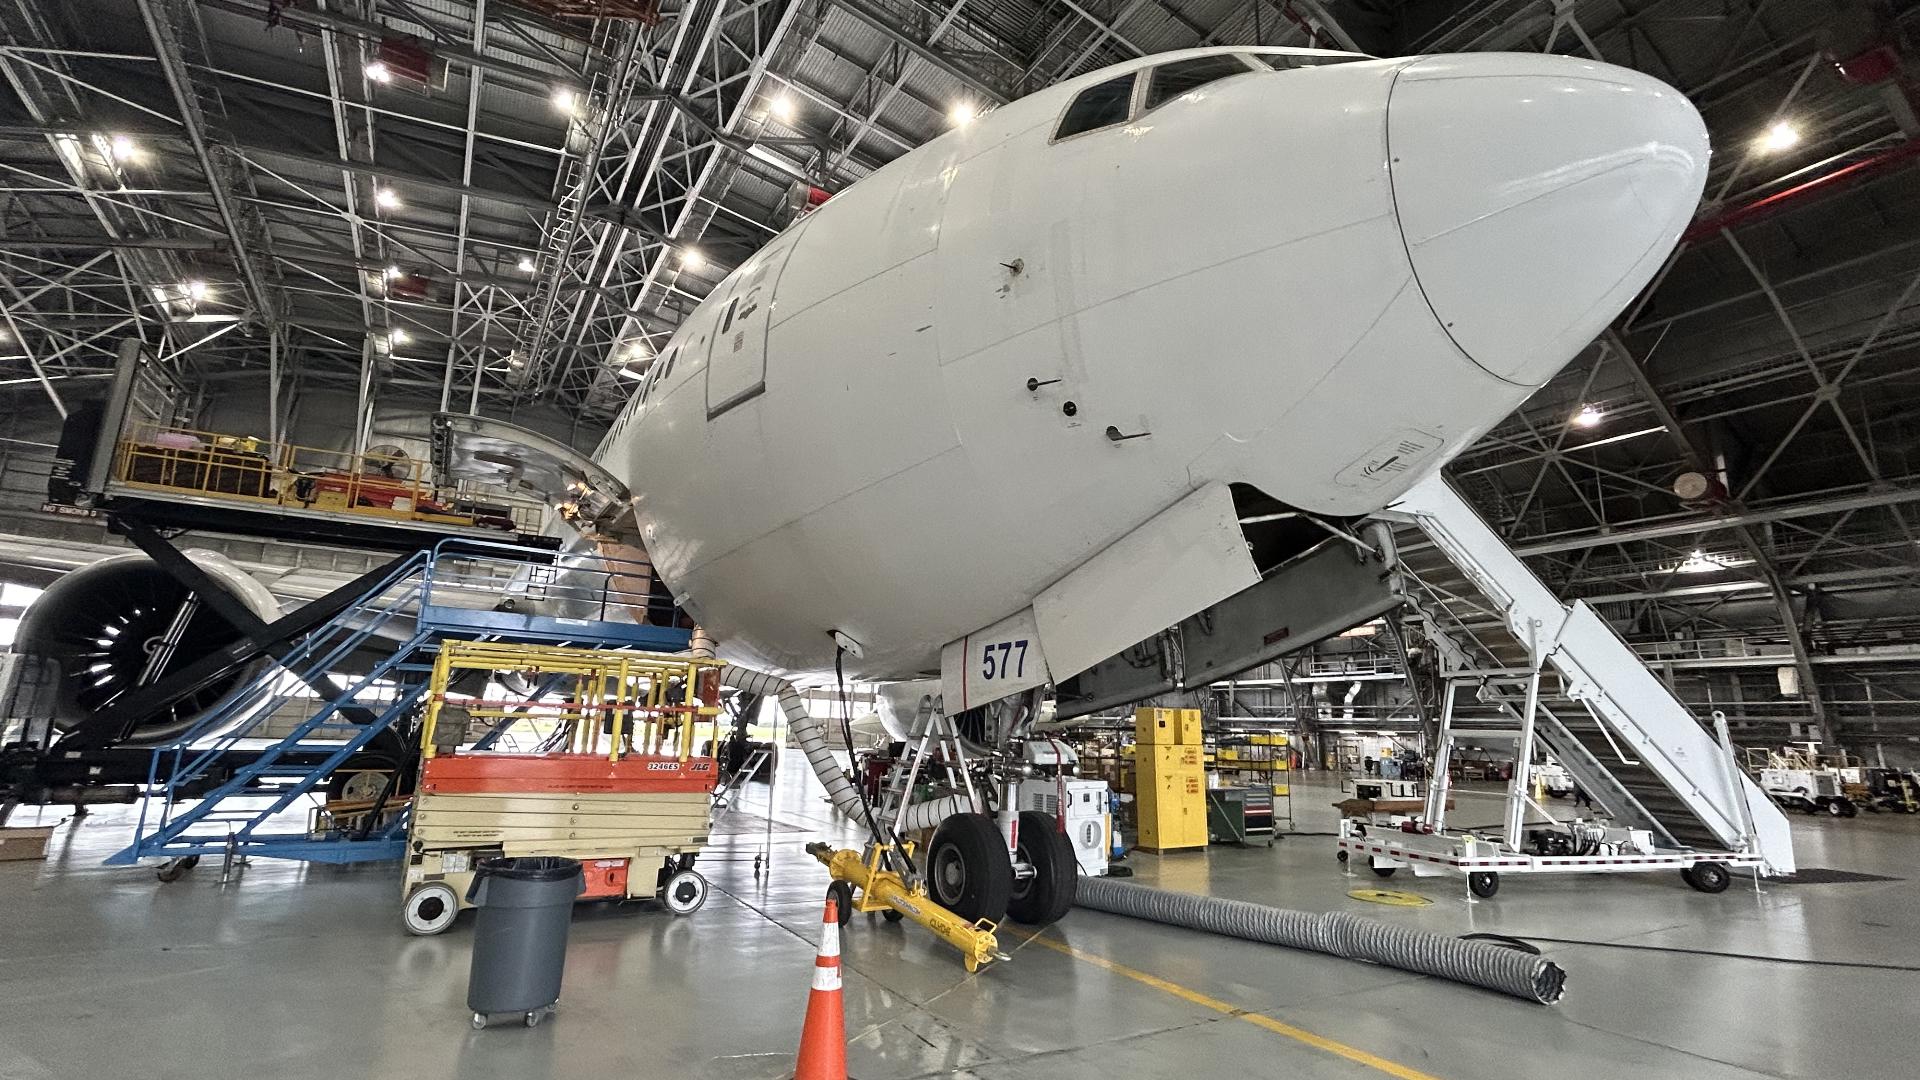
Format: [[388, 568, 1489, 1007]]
[[14, 550, 281, 745]]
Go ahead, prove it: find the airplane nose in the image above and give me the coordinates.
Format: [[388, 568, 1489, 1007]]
[[1388, 54, 1709, 385]]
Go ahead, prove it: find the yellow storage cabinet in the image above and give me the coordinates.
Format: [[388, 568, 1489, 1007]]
[[1135, 706, 1202, 745], [1133, 710, 1207, 852]]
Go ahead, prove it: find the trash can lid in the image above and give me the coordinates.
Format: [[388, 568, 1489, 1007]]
[[476, 856, 581, 882]]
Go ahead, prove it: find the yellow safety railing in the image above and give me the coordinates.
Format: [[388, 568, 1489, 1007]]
[[419, 640, 726, 763], [110, 423, 547, 535]]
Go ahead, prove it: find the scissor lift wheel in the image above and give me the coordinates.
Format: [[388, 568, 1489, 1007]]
[[403, 882, 460, 935], [660, 869, 708, 915]]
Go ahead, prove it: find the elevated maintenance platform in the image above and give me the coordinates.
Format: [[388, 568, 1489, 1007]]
[[96, 422, 557, 553]]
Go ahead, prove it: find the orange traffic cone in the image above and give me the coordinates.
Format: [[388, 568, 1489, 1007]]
[[793, 895, 850, 1080]]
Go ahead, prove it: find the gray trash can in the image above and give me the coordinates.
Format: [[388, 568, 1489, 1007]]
[[464, 856, 585, 1029]]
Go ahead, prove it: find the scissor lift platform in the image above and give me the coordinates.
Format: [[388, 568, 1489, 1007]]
[[400, 641, 726, 934]]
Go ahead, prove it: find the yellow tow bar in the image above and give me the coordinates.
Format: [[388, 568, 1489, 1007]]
[[806, 841, 1005, 972]]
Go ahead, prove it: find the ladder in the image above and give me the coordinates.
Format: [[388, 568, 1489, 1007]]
[[711, 745, 774, 812], [1387, 475, 1795, 875]]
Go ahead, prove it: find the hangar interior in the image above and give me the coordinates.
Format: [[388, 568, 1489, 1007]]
[[0, 1, 1917, 1078]]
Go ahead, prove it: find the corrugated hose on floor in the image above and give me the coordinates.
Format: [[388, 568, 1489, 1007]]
[[1073, 877, 1566, 1005]]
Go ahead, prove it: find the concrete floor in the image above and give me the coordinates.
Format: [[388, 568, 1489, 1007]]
[[2, 762, 1916, 1080]]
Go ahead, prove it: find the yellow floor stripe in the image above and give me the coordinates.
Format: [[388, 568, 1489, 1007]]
[[1019, 932, 1444, 1080]]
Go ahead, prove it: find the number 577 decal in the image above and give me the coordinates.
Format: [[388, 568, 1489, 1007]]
[[980, 639, 1029, 680], [941, 607, 1052, 713]]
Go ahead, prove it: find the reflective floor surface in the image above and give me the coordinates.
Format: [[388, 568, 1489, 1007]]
[[2, 760, 1915, 1080]]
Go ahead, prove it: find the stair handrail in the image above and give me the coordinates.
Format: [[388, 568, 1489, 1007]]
[[116, 631, 438, 862], [1389, 475, 1796, 875], [170, 574, 427, 778], [154, 549, 438, 786]]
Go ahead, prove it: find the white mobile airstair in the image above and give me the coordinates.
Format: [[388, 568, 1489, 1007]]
[[1364, 475, 1794, 882]]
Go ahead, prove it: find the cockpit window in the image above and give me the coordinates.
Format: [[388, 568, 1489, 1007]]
[[1255, 52, 1370, 70], [1145, 55, 1257, 111], [1055, 72, 1137, 140]]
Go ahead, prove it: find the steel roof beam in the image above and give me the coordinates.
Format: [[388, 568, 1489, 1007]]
[[134, 0, 280, 336], [829, 0, 1010, 104], [194, 0, 571, 92], [1599, 329, 1838, 743], [1508, 486, 1920, 557]]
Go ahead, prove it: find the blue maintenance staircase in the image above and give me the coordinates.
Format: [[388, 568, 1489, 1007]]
[[107, 540, 692, 868]]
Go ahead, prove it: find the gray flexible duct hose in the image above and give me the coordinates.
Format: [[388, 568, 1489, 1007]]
[[896, 790, 974, 831], [1075, 878, 1566, 1005], [720, 666, 969, 829]]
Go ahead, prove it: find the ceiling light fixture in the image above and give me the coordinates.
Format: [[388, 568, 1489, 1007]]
[[680, 247, 705, 271], [374, 187, 400, 210], [108, 134, 143, 163], [384, 265, 402, 279], [184, 280, 209, 301], [1677, 549, 1752, 574], [770, 94, 796, 122], [552, 86, 579, 114], [949, 101, 977, 127], [1757, 120, 1800, 153], [365, 60, 393, 84], [390, 328, 410, 345], [517, 256, 536, 273], [1572, 404, 1603, 428]]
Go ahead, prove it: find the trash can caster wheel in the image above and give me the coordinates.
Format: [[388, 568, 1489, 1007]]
[[404, 882, 460, 936], [661, 869, 708, 915], [471, 1013, 487, 1031], [524, 1011, 541, 1028]]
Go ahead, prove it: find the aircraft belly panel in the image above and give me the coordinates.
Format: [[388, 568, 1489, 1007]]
[[1032, 481, 1259, 681], [684, 442, 1118, 679]]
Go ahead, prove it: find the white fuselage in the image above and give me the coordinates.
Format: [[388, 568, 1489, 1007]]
[[602, 46, 1709, 682]]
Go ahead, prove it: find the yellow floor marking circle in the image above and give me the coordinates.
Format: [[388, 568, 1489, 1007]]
[[1347, 888, 1432, 907]]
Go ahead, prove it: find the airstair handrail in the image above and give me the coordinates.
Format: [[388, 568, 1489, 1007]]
[[1388, 474, 1796, 875]]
